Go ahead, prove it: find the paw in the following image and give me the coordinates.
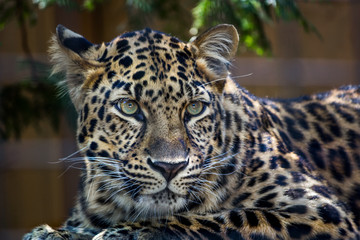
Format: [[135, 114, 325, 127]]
[[23, 224, 70, 240], [93, 228, 129, 240], [93, 227, 181, 240]]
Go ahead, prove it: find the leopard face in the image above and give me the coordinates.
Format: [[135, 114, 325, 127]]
[[52, 25, 239, 221]]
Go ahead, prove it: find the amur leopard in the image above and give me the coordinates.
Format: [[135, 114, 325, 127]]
[[24, 24, 360, 239]]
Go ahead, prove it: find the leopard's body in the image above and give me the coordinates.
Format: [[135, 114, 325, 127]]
[[24, 24, 360, 240]]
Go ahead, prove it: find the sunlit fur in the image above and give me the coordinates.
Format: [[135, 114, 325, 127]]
[[24, 25, 360, 240]]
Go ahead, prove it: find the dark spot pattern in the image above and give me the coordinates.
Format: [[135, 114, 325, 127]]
[[119, 56, 133, 68], [308, 139, 325, 169], [263, 211, 282, 231], [47, 26, 360, 240], [283, 205, 307, 214], [132, 71, 145, 80], [287, 223, 312, 239], [254, 193, 277, 208], [284, 188, 306, 200], [229, 211, 243, 228], [317, 204, 341, 225], [245, 211, 259, 227]]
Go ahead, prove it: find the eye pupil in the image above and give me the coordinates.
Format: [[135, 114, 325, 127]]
[[118, 99, 139, 115], [186, 101, 204, 116]]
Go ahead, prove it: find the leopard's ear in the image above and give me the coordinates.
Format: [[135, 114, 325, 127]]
[[190, 24, 239, 91], [49, 25, 105, 110]]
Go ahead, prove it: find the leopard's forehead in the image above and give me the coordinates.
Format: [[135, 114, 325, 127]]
[[114, 28, 187, 52], [103, 29, 201, 81], [94, 28, 209, 104]]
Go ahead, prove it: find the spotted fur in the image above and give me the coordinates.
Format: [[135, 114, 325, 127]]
[[24, 24, 360, 240]]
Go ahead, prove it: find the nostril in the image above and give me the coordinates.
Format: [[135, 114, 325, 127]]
[[147, 158, 188, 182]]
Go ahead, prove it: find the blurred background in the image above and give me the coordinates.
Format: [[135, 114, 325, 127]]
[[0, 0, 359, 239]]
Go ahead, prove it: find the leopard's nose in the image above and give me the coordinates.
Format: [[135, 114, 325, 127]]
[[147, 158, 188, 182]]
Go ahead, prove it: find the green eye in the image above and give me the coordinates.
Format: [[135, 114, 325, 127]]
[[186, 101, 205, 116], [117, 99, 139, 115]]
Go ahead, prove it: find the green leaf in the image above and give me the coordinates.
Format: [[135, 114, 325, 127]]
[[191, 0, 317, 56]]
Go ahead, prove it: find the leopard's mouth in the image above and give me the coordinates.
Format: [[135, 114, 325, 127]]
[[152, 186, 188, 197]]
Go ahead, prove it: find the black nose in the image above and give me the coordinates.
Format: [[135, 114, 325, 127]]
[[147, 158, 188, 182]]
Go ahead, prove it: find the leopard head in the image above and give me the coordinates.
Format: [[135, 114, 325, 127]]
[[50, 24, 239, 223]]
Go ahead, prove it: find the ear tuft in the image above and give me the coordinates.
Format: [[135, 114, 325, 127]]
[[49, 25, 104, 110], [191, 24, 239, 80], [56, 25, 94, 55]]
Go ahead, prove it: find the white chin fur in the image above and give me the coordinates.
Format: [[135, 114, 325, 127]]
[[135, 192, 187, 218]]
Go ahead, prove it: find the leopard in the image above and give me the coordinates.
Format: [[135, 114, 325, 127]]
[[24, 24, 360, 240]]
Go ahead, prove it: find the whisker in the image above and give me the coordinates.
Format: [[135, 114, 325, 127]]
[[87, 179, 95, 202], [199, 73, 253, 87], [129, 205, 146, 222], [51, 146, 88, 164], [202, 151, 241, 172], [201, 162, 239, 173], [58, 163, 86, 177], [105, 185, 127, 202], [191, 183, 218, 204], [204, 149, 233, 162]]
